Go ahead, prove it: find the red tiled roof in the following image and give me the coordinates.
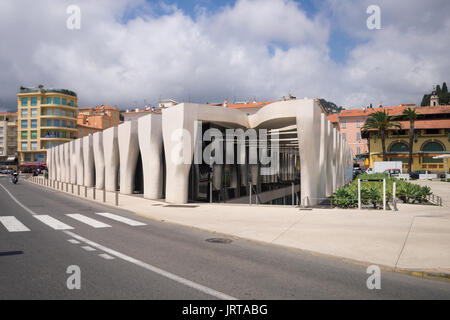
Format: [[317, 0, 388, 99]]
[[397, 119, 450, 130], [327, 114, 339, 123]]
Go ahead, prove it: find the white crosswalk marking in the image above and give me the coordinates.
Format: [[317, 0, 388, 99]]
[[95, 212, 146, 226], [99, 253, 115, 260], [66, 214, 111, 228], [0, 216, 30, 232], [34, 215, 74, 230]]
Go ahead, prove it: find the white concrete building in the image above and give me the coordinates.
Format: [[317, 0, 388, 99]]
[[48, 99, 353, 206]]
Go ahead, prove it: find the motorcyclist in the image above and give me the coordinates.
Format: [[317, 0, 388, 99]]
[[11, 171, 18, 184]]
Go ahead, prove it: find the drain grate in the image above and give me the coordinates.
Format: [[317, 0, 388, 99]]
[[205, 238, 233, 244]]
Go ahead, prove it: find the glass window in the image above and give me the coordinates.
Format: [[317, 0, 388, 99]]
[[46, 108, 52, 115], [69, 100, 74, 107], [21, 131, 28, 139], [62, 131, 67, 138], [54, 120, 60, 127], [46, 97, 52, 104], [356, 133, 361, 141], [389, 142, 409, 152], [21, 97, 28, 106], [31, 131, 37, 139], [21, 109, 28, 117], [79, 129, 83, 136], [342, 133, 346, 141], [342, 120, 346, 129], [62, 120, 67, 127], [31, 97, 37, 106], [31, 120, 37, 128], [53, 97, 61, 105], [31, 142, 38, 150], [21, 120, 28, 128], [31, 109, 38, 117], [62, 98, 67, 105], [356, 120, 361, 128], [46, 119, 52, 127], [54, 108, 60, 116], [21, 142, 28, 151], [62, 109, 66, 116]]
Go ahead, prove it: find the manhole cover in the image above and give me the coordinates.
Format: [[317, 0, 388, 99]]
[[205, 238, 233, 244]]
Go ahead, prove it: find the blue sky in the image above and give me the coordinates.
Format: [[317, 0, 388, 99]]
[[0, 0, 449, 111], [120, 0, 361, 64]]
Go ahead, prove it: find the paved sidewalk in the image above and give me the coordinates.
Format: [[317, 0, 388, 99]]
[[410, 180, 450, 207], [28, 177, 450, 275]]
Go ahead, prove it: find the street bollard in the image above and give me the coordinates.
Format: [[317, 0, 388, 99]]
[[71, 184, 74, 194], [103, 189, 106, 203], [77, 185, 80, 196], [84, 186, 87, 198], [115, 191, 119, 206], [93, 188, 96, 200]]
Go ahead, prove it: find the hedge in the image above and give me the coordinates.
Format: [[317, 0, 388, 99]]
[[331, 173, 432, 209]]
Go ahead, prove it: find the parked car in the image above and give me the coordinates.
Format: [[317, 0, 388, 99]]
[[409, 170, 428, 179], [384, 169, 401, 177], [353, 168, 364, 179]]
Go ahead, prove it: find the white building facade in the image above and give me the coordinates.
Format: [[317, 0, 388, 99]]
[[47, 99, 353, 206]]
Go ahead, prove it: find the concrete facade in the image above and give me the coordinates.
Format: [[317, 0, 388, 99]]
[[48, 99, 353, 206]]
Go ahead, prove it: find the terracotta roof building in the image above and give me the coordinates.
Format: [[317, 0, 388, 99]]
[[77, 105, 121, 138]]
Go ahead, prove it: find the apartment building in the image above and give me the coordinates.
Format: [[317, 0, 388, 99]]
[[17, 86, 78, 164], [0, 112, 18, 166], [77, 105, 121, 138]]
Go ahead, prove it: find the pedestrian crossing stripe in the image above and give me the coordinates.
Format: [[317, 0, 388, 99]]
[[1, 212, 146, 232], [66, 214, 111, 228], [0, 216, 30, 232]]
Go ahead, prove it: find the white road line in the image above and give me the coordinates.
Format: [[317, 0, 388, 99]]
[[95, 212, 146, 226], [67, 214, 111, 229], [0, 182, 36, 216], [0, 181, 236, 300], [99, 253, 114, 260], [34, 215, 74, 230], [82, 246, 96, 252], [68, 239, 81, 244], [64, 230, 237, 300], [0, 216, 31, 232]]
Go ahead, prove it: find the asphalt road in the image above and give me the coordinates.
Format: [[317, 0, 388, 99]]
[[0, 175, 449, 300]]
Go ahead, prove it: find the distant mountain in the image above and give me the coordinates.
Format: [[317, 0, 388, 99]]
[[319, 99, 345, 114]]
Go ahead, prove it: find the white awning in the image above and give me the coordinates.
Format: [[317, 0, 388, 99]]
[[6, 156, 16, 161], [433, 155, 450, 159]]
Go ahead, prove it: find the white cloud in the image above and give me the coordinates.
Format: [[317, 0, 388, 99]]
[[0, 0, 449, 111]]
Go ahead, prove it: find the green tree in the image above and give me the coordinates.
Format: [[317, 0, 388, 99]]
[[420, 94, 430, 106], [442, 82, 448, 94], [436, 84, 442, 95], [362, 109, 401, 161], [402, 107, 418, 174]]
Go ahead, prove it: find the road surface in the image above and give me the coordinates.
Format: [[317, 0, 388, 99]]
[[0, 175, 449, 299]]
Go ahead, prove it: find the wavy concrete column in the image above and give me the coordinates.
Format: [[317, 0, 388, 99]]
[[82, 135, 95, 187], [296, 100, 322, 206], [93, 132, 105, 190], [138, 114, 163, 199], [55, 145, 61, 181], [75, 138, 84, 186], [325, 121, 334, 197], [103, 126, 119, 192], [61, 144, 67, 182], [118, 121, 139, 195], [162, 103, 198, 204], [64, 143, 71, 183], [51, 146, 57, 180], [69, 141, 77, 184], [318, 113, 327, 200], [47, 148, 52, 180]]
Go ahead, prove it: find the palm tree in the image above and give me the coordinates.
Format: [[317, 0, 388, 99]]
[[402, 107, 418, 174], [362, 109, 401, 161]]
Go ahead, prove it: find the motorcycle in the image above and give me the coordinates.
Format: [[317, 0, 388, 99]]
[[11, 173, 18, 184]]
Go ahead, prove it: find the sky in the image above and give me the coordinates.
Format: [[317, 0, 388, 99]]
[[0, 0, 449, 112]]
